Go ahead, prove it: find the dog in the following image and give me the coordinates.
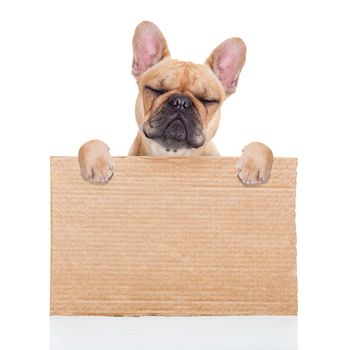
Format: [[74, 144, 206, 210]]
[[78, 21, 273, 184]]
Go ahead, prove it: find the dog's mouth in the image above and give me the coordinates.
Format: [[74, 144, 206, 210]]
[[143, 97, 205, 150], [143, 116, 205, 150]]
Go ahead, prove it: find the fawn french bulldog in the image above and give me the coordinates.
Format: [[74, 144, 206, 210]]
[[79, 21, 273, 184]]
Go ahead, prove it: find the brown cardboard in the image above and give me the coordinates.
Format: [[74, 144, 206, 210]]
[[50, 156, 297, 316]]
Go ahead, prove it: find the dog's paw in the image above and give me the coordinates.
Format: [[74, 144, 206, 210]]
[[236, 142, 273, 185], [78, 140, 114, 183]]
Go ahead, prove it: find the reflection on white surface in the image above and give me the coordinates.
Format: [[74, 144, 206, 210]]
[[50, 316, 297, 350]]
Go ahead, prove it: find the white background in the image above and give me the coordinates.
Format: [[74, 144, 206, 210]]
[[1, 0, 350, 349]]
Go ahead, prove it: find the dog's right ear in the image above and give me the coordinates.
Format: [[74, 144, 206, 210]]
[[132, 21, 170, 78]]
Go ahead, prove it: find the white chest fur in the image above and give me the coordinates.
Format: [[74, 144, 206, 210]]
[[148, 140, 197, 156]]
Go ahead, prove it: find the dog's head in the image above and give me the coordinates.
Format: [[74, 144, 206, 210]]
[[132, 21, 246, 155]]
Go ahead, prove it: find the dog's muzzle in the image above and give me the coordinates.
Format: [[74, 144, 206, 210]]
[[143, 94, 205, 149]]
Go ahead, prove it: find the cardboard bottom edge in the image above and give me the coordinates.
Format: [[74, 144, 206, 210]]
[[50, 304, 298, 317]]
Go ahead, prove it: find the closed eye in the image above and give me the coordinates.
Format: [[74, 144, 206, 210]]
[[197, 96, 220, 105], [145, 85, 168, 95]]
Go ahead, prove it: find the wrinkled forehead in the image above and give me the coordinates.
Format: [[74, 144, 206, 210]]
[[140, 59, 225, 97]]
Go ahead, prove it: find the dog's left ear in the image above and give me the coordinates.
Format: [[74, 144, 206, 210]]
[[132, 21, 170, 78], [205, 38, 246, 95]]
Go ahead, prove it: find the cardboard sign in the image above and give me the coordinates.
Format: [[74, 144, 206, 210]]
[[50, 157, 297, 316]]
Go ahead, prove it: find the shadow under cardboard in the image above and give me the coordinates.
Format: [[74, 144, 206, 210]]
[[50, 316, 297, 350]]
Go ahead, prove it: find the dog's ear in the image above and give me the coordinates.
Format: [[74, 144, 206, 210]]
[[205, 38, 246, 95], [132, 21, 170, 78]]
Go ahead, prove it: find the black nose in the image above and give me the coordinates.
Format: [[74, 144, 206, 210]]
[[168, 94, 192, 109]]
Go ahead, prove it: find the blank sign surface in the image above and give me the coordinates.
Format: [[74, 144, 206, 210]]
[[50, 157, 297, 316]]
